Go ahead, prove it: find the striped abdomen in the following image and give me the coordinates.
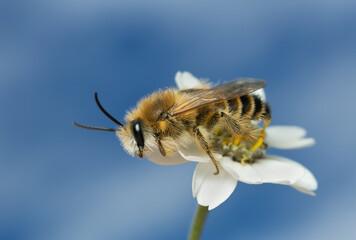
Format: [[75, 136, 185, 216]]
[[195, 94, 271, 133], [227, 94, 271, 122]]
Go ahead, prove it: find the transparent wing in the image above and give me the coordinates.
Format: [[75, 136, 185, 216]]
[[170, 78, 266, 116]]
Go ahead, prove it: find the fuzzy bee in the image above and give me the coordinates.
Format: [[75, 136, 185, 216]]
[[73, 77, 271, 175]]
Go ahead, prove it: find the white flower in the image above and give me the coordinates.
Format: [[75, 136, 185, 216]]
[[175, 71, 318, 210], [179, 125, 317, 210], [144, 71, 317, 210]]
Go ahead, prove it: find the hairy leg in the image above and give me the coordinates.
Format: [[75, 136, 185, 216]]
[[193, 126, 220, 175]]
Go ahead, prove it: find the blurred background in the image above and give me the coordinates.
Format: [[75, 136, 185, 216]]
[[1, 0, 356, 239]]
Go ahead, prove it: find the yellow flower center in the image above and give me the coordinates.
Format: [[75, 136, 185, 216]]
[[213, 128, 267, 165]]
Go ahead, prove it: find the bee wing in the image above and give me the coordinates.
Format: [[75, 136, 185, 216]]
[[170, 78, 266, 116]]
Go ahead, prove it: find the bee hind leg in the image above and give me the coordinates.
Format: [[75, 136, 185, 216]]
[[220, 111, 244, 136], [193, 127, 220, 175], [251, 120, 271, 151]]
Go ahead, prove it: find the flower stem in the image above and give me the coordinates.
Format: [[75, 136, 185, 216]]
[[188, 205, 209, 240]]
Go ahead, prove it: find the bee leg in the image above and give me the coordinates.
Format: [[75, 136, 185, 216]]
[[251, 130, 265, 151], [194, 127, 220, 175], [154, 132, 167, 157], [219, 111, 244, 136], [251, 120, 271, 151], [157, 139, 167, 156], [220, 111, 256, 141], [154, 135, 167, 157]]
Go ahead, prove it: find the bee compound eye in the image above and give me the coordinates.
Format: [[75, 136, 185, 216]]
[[132, 119, 145, 149]]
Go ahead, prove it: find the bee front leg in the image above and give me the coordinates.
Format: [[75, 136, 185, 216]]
[[154, 132, 167, 157], [193, 127, 220, 175], [157, 139, 167, 156]]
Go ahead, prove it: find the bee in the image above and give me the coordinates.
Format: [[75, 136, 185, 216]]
[[73, 78, 271, 175]]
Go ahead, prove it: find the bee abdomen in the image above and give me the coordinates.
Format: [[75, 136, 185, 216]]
[[239, 95, 255, 117], [251, 95, 263, 120], [261, 102, 271, 122], [239, 94, 271, 122]]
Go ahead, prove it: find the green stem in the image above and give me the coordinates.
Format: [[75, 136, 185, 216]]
[[188, 205, 209, 240]]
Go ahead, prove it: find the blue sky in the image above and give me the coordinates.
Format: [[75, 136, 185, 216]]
[[1, 1, 356, 239]]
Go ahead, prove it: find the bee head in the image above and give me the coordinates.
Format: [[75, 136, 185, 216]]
[[73, 92, 152, 159]]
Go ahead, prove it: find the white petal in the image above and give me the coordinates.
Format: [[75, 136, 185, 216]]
[[177, 141, 222, 163], [265, 126, 315, 149], [175, 71, 201, 90], [145, 139, 218, 164], [144, 145, 188, 165], [178, 150, 211, 163], [192, 163, 238, 210], [145, 152, 188, 165], [221, 157, 263, 184], [252, 155, 305, 185], [261, 155, 318, 195], [252, 88, 266, 101], [292, 166, 318, 195], [179, 149, 221, 164], [266, 125, 307, 140]]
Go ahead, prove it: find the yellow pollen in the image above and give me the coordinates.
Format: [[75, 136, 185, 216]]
[[233, 136, 241, 146], [241, 154, 247, 166], [222, 137, 232, 146], [252, 130, 265, 151]]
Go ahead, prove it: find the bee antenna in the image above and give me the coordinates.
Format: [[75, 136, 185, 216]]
[[72, 122, 117, 132], [94, 92, 124, 127]]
